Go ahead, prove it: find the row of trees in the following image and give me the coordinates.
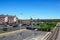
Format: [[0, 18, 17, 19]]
[[18, 18, 57, 32]]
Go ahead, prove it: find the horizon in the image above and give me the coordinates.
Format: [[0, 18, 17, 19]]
[[0, 0, 60, 19]]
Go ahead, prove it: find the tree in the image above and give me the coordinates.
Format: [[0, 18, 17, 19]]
[[37, 18, 40, 26], [30, 18, 33, 25], [18, 19, 22, 24], [30, 17, 34, 29]]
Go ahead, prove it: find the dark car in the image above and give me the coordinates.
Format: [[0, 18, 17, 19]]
[[13, 23, 18, 27], [22, 23, 30, 26]]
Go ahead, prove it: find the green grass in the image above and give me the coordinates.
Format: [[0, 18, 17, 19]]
[[38, 22, 57, 31]]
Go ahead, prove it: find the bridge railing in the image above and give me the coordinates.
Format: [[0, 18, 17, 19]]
[[41, 27, 59, 40]]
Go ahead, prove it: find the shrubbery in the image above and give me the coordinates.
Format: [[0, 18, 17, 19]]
[[3, 27, 7, 31], [39, 22, 57, 31]]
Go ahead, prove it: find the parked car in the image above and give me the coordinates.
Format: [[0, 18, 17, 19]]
[[13, 23, 18, 27], [22, 24, 27, 26]]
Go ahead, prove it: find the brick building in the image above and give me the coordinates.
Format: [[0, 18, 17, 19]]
[[21, 20, 30, 24], [21, 19, 40, 25], [0, 15, 18, 25]]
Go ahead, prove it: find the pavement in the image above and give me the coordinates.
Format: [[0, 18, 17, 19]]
[[56, 28, 60, 40], [0, 29, 47, 40], [56, 22, 60, 40]]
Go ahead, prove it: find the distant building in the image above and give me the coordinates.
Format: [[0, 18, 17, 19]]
[[21, 19, 40, 25], [21, 20, 30, 24], [0, 14, 18, 25]]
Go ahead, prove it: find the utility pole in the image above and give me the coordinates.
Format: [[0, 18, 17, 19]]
[[30, 17, 35, 37], [19, 13, 23, 40], [20, 13, 23, 30]]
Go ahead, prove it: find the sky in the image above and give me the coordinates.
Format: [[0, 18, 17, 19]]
[[0, 0, 60, 19]]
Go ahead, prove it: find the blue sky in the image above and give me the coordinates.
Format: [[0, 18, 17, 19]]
[[0, 0, 60, 19]]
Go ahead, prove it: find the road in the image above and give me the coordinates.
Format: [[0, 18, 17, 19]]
[[0, 29, 47, 40], [56, 28, 60, 40], [56, 22, 60, 40]]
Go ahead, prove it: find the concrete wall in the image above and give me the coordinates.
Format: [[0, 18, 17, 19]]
[[51, 27, 59, 40], [41, 27, 59, 40]]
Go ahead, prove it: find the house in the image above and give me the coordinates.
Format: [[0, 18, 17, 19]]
[[21, 20, 30, 24], [0, 14, 18, 25], [21, 20, 30, 26], [21, 19, 40, 26]]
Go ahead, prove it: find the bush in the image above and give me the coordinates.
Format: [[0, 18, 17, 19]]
[[3, 27, 7, 31], [39, 22, 57, 31]]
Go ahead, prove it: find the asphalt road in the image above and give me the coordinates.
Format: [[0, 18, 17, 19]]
[[56, 28, 60, 40], [56, 22, 60, 40], [0, 30, 47, 40]]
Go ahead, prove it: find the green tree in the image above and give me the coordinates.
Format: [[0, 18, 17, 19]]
[[30, 17, 33, 25], [39, 22, 57, 31], [18, 19, 22, 24]]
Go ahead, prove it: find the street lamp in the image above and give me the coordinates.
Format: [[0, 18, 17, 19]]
[[30, 17, 33, 29], [30, 17, 35, 37], [19, 13, 23, 30], [19, 13, 23, 40]]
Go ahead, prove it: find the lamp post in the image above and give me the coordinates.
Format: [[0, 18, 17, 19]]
[[30, 17, 35, 37], [30, 17, 33, 29], [19, 13, 23, 40], [19, 13, 23, 30]]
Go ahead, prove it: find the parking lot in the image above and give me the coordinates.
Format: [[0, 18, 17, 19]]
[[0, 29, 47, 40]]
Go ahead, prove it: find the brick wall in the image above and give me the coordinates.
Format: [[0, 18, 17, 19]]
[[0, 17, 5, 24], [0, 17, 18, 25], [8, 18, 14, 24]]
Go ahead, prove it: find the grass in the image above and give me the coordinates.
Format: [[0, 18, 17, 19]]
[[38, 22, 57, 31]]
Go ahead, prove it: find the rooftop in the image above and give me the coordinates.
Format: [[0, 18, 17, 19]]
[[0, 14, 16, 18]]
